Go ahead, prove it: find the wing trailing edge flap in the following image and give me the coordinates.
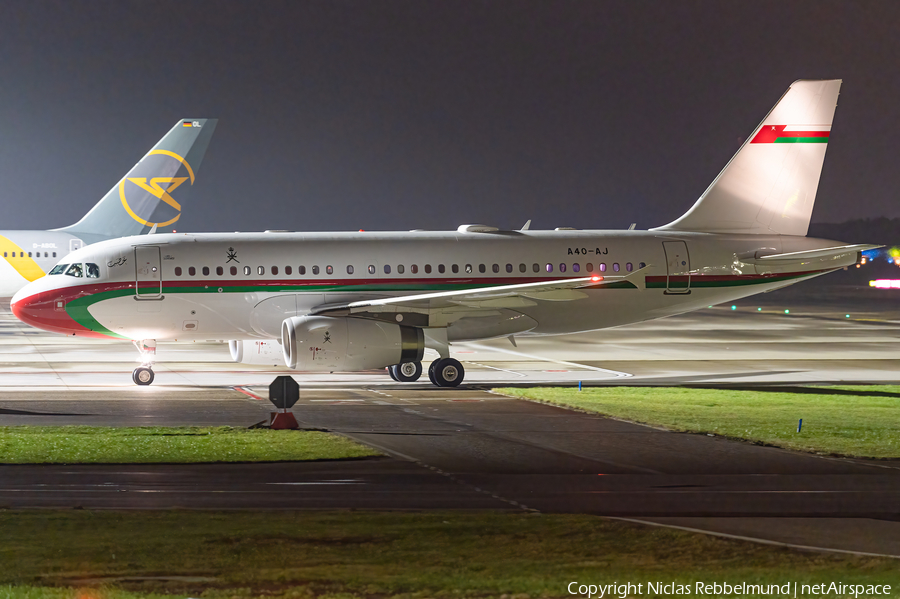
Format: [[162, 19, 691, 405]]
[[747, 244, 881, 264], [309, 266, 650, 320]]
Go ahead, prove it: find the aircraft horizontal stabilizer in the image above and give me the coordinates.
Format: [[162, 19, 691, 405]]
[[749, 244, 881, 263]]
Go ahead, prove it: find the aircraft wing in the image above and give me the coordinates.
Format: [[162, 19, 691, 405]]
[[311, 266, 648, 317]]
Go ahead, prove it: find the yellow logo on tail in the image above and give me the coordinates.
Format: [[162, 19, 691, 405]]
[[119, 149, 195, 227]]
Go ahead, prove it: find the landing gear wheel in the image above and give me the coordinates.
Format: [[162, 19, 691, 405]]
[[133, 366, 154, 386], [428, 360, 438, 385], [387, 365, 399, 381], [392, 361, 422, 382], [430, 358, 464, 388]]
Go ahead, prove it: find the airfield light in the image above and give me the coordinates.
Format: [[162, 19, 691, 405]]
[[870, 279, 900, 289], [784, 309, 790, 314], [731, 305, 736, 310], [846, 314, 850, 318], [591, 275, 602, 282], [757, 307, 762, 311]]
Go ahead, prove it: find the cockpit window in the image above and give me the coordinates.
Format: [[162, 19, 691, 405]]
[[85, 263, 100, 278], [49, 264, 69, 275], [65, 263, 83, 278]]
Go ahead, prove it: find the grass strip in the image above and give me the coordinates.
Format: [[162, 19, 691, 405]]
[[0, 511, 898, 598], [495, 386, 900, 459], [0, 426, 380, 464]]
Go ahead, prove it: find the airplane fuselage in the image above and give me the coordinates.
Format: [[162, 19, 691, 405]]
[[0, 230, 85, 297], [11, 229, 856, 343]]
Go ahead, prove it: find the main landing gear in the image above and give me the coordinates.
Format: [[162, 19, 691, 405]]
[[386, 358, 465, 387], [132, 339, 156, 386]]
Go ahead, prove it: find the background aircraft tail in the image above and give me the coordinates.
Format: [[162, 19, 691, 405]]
[[654, 80, 841, 236], [56, 118, 217, 243]]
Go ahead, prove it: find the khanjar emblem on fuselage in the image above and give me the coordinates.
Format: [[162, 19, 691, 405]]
[[226, 247, 239, 263], [323, 331, 332, 344]]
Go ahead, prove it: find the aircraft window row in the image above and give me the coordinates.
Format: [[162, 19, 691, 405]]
[[171, 261, 647, 278], [3, 251, 57, 258], [47, 263, 100, 278]]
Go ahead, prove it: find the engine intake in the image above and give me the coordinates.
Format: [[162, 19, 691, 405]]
[[281, 316, 424, 371]]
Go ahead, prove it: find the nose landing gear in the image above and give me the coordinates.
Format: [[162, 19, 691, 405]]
[[132, 339, 156, 386]]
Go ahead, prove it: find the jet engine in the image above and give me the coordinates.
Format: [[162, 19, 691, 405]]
[[281, 316, 424, 371], [229, 339, 284, 366]]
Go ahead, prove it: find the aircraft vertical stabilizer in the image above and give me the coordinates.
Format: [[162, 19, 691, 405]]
[[654, 80, 841, 236], [56, 119, 217, 244]]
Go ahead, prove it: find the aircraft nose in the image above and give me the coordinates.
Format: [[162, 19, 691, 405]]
[[11, 283, 88, 336]]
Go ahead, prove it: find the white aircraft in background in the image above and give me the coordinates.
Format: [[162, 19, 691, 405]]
[[0, 118, 217, 297], [12, 81, 876, 387]]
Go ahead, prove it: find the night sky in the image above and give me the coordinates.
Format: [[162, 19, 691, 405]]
[[1, 1, 898, 234]]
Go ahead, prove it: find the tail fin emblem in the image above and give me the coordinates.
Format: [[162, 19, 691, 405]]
[[119, 149, 195, 227]]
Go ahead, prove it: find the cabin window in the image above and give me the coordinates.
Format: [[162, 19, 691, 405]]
[[384, 265, 391, 274], [613, 263, 620, 272], [639, 262, 646, 269], [411, 264, 418, 274], [44, 252, 48, 258], [19, 252, 23, 257], [519, 263, 526, 273], [506, 264, 513, 273], [189, 266, 196, 276], [425, 264, 432, 274], [53, 252, 57, 258], [65, 263, 83, 277], [586, 263, 593, 272], [533, 263, 540, 273], [230, 266, 238, 276], [28, 252, 32, 258], [243, 266, 251, 276], [626, 262, 633, 272], [546, 263, 553, 273], [451, 264, 458, 273], [2, 252, 6, 257], [600, 263, 607, 272], [438, 264, 445, 274], [491, 263, 499, 273], [559, 263, 566, 273], [347, 265, 354, 274], [573, 263, 580, 273], [285, 266, 292, 275], [479, 264, 486, 274], [368, 265, 375, 274], [49, 264, 68, 275], [325, 265, 332, 275], [202, 266, 210, 276], [257, 266, 265, 275], [312, 265, 320, 275], [397, 264, 404, 274], [85, 263, 100, 278], [299, 266, 306, 275], [271, 266, 278, 275], [175, 267, 182, 276]]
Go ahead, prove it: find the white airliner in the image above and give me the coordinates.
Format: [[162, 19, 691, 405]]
[[12, 81, 876, 387], [0, 118, 216, 297]]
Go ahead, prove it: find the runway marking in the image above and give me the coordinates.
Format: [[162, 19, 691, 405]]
[[464, 361, 526, 377], [232, 386, 264, 401], [605, 517, 900, 560], [461, 343, 633, 378]]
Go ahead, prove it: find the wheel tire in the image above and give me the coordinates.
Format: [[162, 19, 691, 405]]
[[428, 360, 438, 386], [431, 358, 464, 387], [394, 361, 422, 382], [133, 367, 154, 386], [387, 365, 399, 381]]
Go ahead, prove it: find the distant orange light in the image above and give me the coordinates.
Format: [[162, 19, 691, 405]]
[[590, 275, 602, 282], [359, 229, 365, 232]]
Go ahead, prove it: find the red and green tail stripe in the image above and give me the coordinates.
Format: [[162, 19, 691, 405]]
[[750, 125, 830, 144]]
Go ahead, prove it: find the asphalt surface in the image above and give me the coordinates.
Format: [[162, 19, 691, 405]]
[[2, 286, 900, 556]]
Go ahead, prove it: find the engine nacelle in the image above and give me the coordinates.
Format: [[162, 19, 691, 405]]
[[281, 316, 424, 372], [229, 339, 284, 366]]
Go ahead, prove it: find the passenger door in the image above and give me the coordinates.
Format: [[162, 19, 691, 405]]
[[134, 246, 162, 299], [663, 241, 691, 293]]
